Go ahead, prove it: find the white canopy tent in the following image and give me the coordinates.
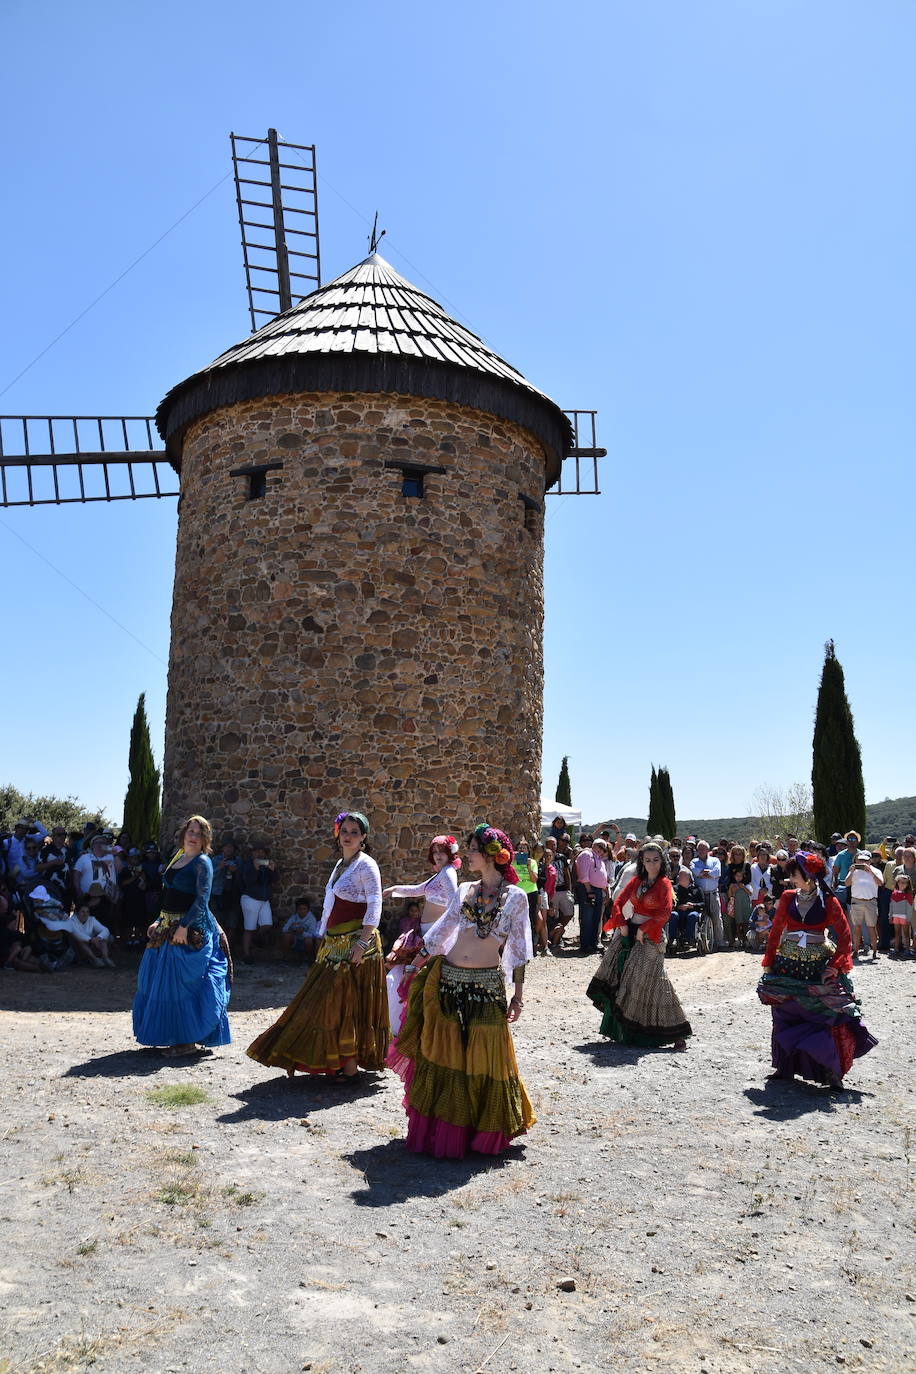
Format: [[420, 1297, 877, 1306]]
[[540, 799, 582, 829]]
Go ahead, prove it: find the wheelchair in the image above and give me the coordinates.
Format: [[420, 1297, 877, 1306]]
[[666, 906, 715, 957]]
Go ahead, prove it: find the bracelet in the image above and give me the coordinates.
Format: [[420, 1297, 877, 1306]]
[[353, 937, 371, 951], [510, 993, 523, 1005]]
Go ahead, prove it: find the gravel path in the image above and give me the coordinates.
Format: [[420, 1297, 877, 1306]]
[[1, 945, 913, 1374]]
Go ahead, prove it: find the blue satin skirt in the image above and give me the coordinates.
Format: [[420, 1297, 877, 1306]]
[[132, 930, 231, 1048]]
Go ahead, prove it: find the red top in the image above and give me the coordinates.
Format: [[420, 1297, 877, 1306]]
[[606, 875, 673, 944], [762, 890, 852, 974], [327, 895, 368, 930], [543, 862, 557, 901]]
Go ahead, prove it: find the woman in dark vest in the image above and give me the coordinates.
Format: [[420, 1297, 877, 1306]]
[[132, 815, 231, 1058], [757, 851, 877, 1088], [246, 811, 387, 1083]]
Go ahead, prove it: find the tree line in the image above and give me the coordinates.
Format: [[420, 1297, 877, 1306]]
[[555, 640, 869, 842]]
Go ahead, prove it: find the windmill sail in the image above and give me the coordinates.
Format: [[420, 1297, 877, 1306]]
[[230, 129, 321, 331], [0, 415, 175, 506], [551, 410, 604, 494]]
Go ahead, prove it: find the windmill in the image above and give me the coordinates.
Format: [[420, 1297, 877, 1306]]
[[0, 130, 606, 890]]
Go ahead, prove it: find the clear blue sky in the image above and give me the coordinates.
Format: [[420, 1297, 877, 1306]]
[[0, 0, 913, 825]]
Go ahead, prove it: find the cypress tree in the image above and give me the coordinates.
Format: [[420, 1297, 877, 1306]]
[[658, 766, 676, 838], [123, 692, 161, 845], [647, 765, 663, 834], [555, 756, 572, 807], [811, 640, 866, 843]]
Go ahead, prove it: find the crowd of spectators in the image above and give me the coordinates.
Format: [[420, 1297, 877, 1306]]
[[535, 818, 916, 961], [0, 819, 316, 974], [4, 811, 914, 976]]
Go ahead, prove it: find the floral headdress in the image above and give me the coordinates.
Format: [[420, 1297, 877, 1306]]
[[334, 810, 370, 840], [472, 823, 519, 884], [794, 850, 827, 881], [428, 834, 461, 869]]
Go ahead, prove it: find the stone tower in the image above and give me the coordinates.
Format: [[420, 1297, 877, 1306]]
[[156, 252, 572, 891]]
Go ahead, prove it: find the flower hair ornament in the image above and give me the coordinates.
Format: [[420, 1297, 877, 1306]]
[[472, 823, 519, 884], [334, 810, 370, 840], [795, 851, 827, 881], [429, 834, 462, 869]]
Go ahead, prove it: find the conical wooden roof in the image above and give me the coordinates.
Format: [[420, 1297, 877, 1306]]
[[157, 253, 571, 478]]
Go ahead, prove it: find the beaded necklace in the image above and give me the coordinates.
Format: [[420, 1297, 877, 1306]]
[[462, 879, 508, 939]]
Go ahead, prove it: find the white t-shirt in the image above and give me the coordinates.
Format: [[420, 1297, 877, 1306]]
[[73, 852, 116, 897], [69, 914, 110, 941], [849, 864, 882, 899]]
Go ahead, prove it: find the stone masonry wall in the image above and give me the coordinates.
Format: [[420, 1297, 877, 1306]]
[[162, 391, 546, 905]]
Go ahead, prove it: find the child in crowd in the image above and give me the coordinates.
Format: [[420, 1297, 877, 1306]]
[[530, 840, 551, 955], [69, 903, 116, 968], [0, 909, 43, 972], [281, 895, 319, 964], [395, 897, 423, 939], [32, 918, 75, 972], [747, 896, 775, 951], [889, 874, 914, 959]]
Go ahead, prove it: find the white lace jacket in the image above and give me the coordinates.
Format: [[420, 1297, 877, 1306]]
[[387, 865, 459, 917], [422, 880, 532, 981], [318, 853, 383, 936]]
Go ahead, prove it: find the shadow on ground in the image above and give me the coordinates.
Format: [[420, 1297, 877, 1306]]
[[0, 962, 310, 1016], [216, 1073, 388, 1124], [743, 1081, 871, 1120], [343, 1136, 524, 1206], [63, 1048, 221, 1079], [573, 1037, 684, 1065]]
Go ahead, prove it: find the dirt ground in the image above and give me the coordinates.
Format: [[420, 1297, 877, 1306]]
[[1, 940, 914, 1374]]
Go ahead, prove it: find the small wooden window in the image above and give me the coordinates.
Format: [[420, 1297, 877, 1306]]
[[401, 468, 424, 498], [229, 461, 283, 503], [519, 492, 543, 533], [384, 459, 446, 500]]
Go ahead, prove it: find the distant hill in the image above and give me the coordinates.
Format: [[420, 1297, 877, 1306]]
[[586, 796, 916, 845], [858, 796, 916, 842]]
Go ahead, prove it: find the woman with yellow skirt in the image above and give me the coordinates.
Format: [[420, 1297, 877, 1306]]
[[388, 823, 535, 1157], [246, 811, 388, 1083]]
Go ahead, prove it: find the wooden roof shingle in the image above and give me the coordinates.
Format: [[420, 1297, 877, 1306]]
[[157, 252, 572, 481]]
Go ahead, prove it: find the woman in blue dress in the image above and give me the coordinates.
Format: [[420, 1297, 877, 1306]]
[[133, 815, 231, 1057]]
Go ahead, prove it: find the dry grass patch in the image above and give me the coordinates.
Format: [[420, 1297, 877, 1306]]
[[156, 1177, 202, 1207], [1, 1317, 177, 1374], [221, 1184, 264, 1207], [162, 1149, 198, 1167]]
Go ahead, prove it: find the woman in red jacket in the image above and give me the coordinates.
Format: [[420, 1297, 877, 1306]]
[[757, 851, 877, 1088], [587, 842, 692, 1050]]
